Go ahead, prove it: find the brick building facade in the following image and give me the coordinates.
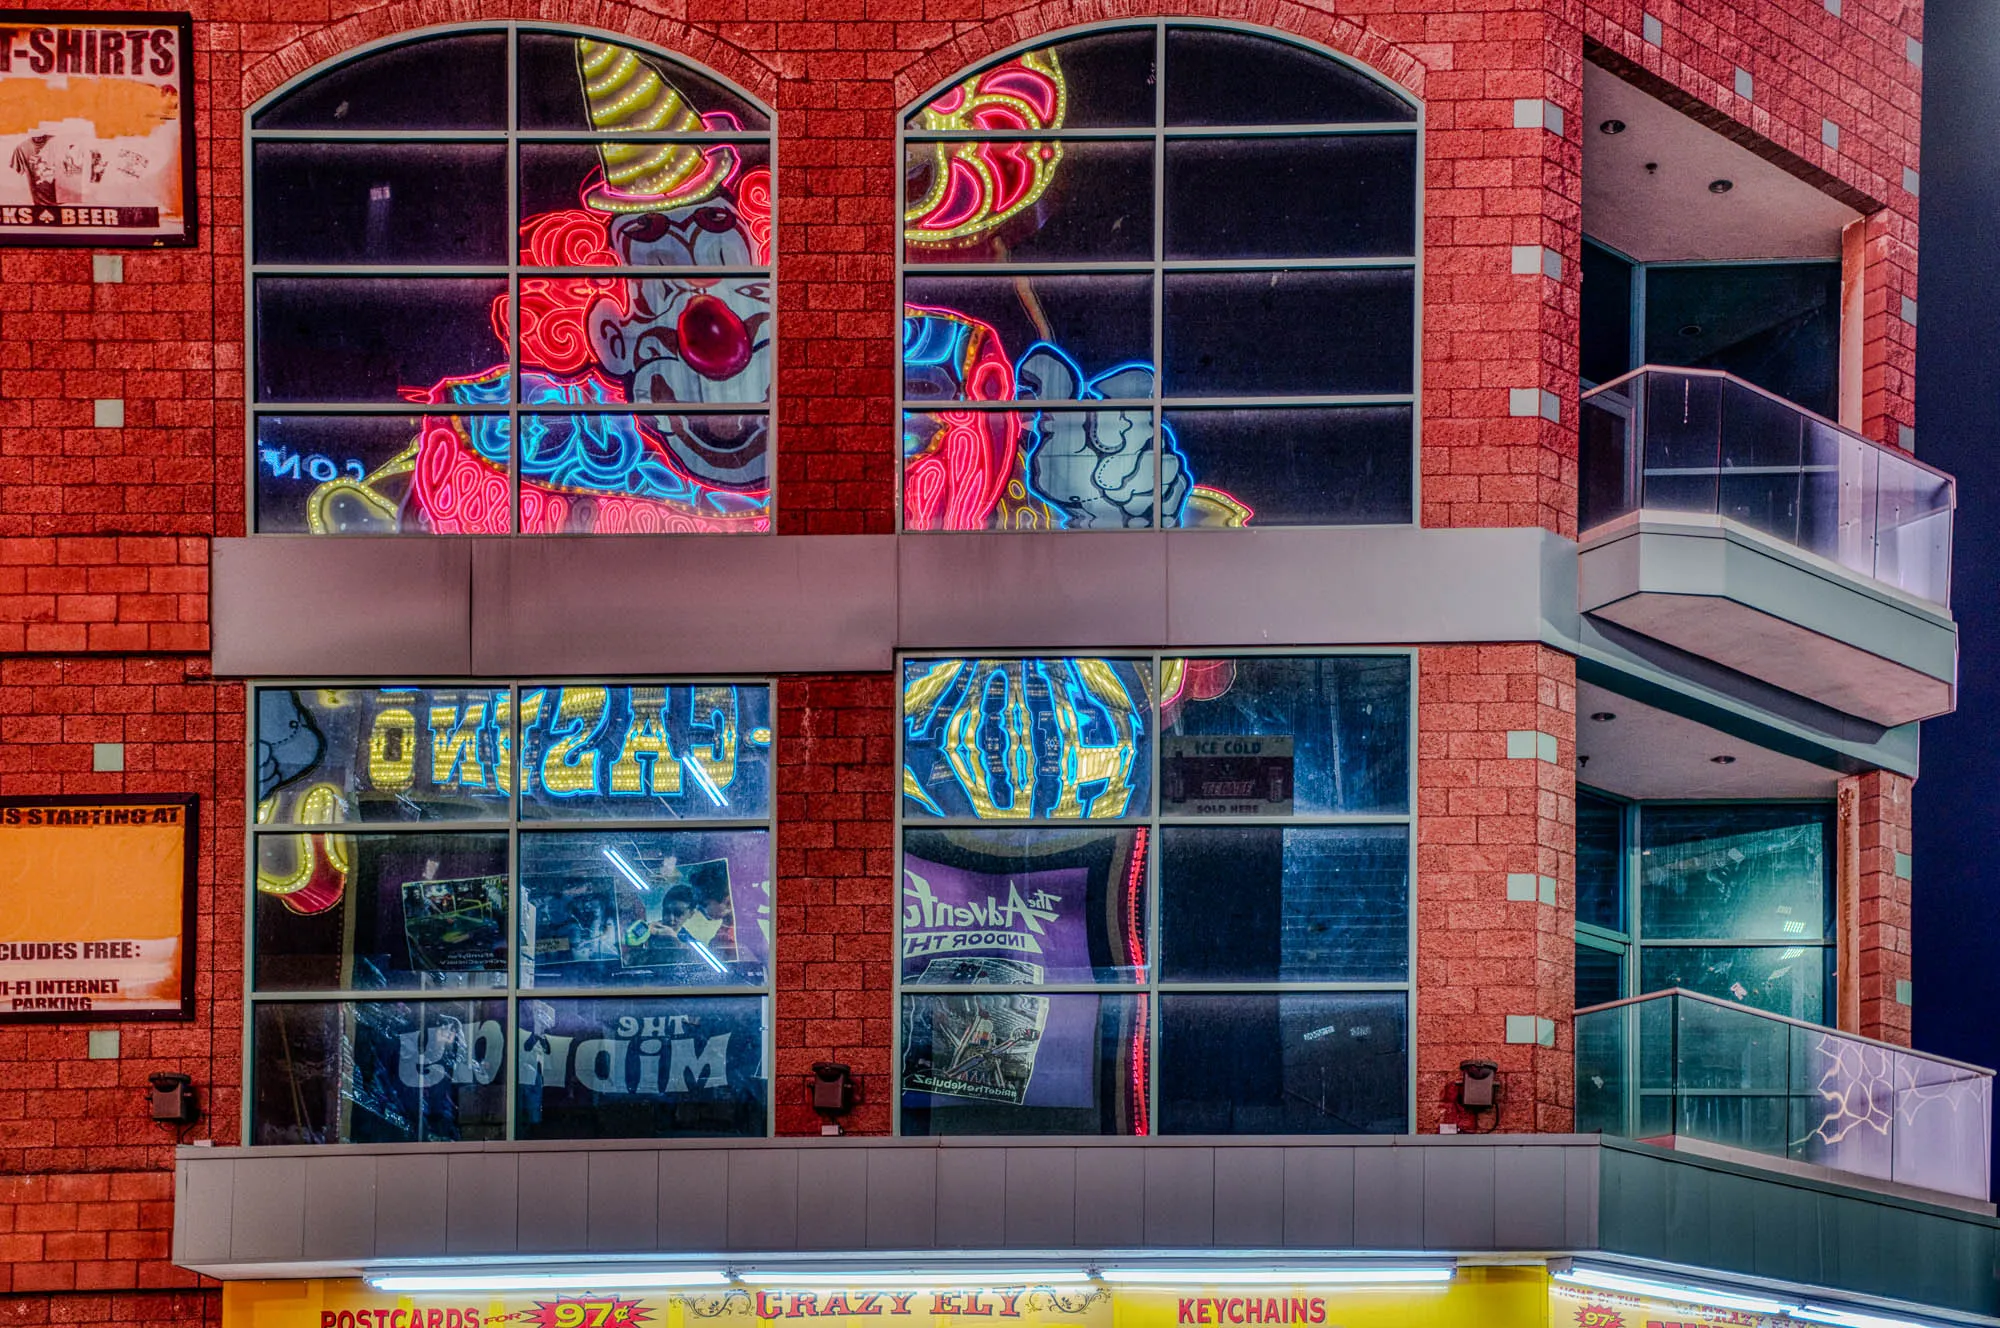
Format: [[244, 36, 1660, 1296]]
[[0, 0, 1976, 1323]]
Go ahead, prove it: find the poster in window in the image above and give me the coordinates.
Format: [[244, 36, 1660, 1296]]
[[0, 12, 196, 246], [899, 856, 1096, 1108], [0, 794, 197, 1022], [399, 874, 507, 974]]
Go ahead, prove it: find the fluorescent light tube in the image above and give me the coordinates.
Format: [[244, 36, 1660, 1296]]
[[602, 847, 652, 892], [1553, 1269, 1793, 1316], [1098, 1269, 1453, 1286], [1796, 1307, 1925, 1328], [737, 1274, 1094, 1289], [367, 1272, 729, 1293]]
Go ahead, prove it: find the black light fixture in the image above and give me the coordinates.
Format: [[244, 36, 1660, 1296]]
[[1711, 754, 1737, 765], [810, 1061, 857, 1133], [1680, 324, 1703, 337], [1599, 118, 1626, 134], [1589, 711, 1616, 722], [1708, 178, 1734, 193], [148, 1071, 198, 1125]]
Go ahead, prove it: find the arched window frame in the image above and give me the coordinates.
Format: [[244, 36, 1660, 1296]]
[[895, 18, 1424, 534], [244, 22, 778, 536]]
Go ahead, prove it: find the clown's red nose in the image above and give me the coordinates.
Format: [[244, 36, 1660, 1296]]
[[677, 294, 754, 380]]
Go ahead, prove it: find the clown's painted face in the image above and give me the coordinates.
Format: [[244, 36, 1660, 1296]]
[[587, 202, 772, 493]]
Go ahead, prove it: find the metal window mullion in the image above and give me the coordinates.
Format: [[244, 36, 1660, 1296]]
[[1150, 20, 1167, 533], [903, 123, 1417, 142], [507, 33, 521, 535], [504, 678, 520, 1140]]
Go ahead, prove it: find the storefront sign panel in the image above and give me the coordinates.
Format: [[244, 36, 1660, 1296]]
[[225, 1269, 1547, 1328], [0, 11, 196, 246], [0, 794, 196, 1020]]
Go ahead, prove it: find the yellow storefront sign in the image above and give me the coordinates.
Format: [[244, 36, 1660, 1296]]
[[226, 1268, 1548, 1328]]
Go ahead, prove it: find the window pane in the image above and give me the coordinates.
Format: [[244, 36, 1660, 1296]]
[[254, 415, 431, 535], [904, 407, 1176, 532], [252, 999, 507, 1144], [508, 276, 769, 407], [516, 996, 767, 1138], [899, 992, 1147, 1134], [906, 30, 1155, 129], [252, 143, 509, 266], [517, 33, 768, 132], [904, 276, 1154, 399], [515, 413, 771, 534], [901, 828, 1147, 985], [1638, 805, 1832, 941], [1576, 943, 1624, 1008], [1165, 137, 1416, 260], [1163, 269, 1414, 397], [1640, 944, 1833, 1023], [1158, 992, 1408, 1134], [521, 830, 770, 987], [517, 143, 772, 266], [1160, 825, 1407, 982], [254, 277, 509, 403], [1160, 824, 1408, 980], [1576, 791, 1624, 933], [903, 140, 1153, 264], [255, 832, 508, 991], [519, 684, 772, 820], [1164, 406, 1413, 526], [1642, 262, 1841, 419], [1160, 655, 1409, 816], [255, 687, 511, 823], [253, 33, 508, 130], [901, 658, 1154, 820], [1164, 28, 1415, 125], [1580, 241, 1633, 387]]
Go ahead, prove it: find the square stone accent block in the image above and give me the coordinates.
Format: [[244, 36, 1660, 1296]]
[[1896, 979, 1913, 1006], [1895, 851, 1913, 879], [1643, 13, 1663, 42], [1822, 119, 1840, 149], [1512, 99, 1564, 136], [92, 254, 123, 283], [92, 741, 124, 772], [1504, 1015, 1538, 1044], [93, 398, 124, 428], [1734, 68, 1753, 99], [87, 1030, 119, 1059]]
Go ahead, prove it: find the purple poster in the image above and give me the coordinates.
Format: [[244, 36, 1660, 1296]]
[[900, 856, 1097, 1108]]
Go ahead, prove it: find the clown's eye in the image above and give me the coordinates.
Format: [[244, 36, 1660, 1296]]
[[694, 207, 736, 234]]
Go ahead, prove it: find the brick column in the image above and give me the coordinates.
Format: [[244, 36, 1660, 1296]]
[[1837, 770, 1913, 1046], [773, 673, 897, 1135], [1416, 644, 1576, 1132]]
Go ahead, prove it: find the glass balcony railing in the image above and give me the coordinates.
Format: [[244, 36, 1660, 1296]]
[[1577, 989, 1994, 1201], [1580, 367, 1956, 609]]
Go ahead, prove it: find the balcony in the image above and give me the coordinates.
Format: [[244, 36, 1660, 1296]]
[[1578, 368, 1958, 726], [1577, 989, 1994, 1205]]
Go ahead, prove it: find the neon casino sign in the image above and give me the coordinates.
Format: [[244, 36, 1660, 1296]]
[[331, 686, 767, 807], [901, 658, 1152, 820]]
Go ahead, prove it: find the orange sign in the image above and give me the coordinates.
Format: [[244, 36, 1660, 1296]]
[[0, 794, 195, 1020]]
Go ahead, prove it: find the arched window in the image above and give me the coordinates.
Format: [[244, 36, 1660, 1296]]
[[249, 26, 774, 535], [899, 22, 1419, 531]]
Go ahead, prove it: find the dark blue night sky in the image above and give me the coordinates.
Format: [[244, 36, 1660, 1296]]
[[1910, 0, 2000, 1190]]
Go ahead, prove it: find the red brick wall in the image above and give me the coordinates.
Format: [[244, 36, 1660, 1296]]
[[772, 674, 897, 1137], [1415, 645, 1577, 1133], [1840, 769, 1914, 1046]]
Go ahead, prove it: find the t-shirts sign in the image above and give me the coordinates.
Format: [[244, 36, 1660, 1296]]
[[0, 794, 196, 1020], [0, 11, 196, 246]]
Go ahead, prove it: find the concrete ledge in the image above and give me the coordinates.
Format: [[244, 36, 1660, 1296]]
[[1578, 514, 1958, 725]]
